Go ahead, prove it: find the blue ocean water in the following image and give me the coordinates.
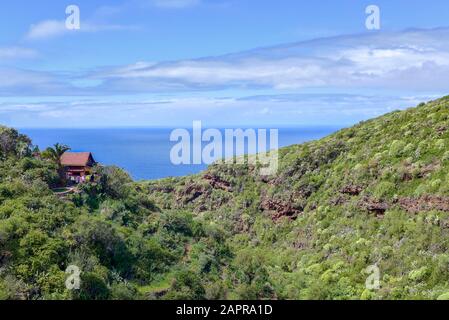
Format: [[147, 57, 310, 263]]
[[21, 127, 340, 181]]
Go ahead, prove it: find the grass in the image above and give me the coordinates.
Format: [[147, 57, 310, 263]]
[[137, 273, 174, 296]]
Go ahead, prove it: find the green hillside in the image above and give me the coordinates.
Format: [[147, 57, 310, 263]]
[[2, 96, 449, 300]]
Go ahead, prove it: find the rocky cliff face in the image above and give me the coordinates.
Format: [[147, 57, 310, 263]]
[[142, 96, 449, 299]]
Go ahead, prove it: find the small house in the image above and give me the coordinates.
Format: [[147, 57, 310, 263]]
[[61, 152, 96, 181]]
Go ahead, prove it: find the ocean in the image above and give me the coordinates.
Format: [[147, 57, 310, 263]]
[[21, 127, 340, 181]]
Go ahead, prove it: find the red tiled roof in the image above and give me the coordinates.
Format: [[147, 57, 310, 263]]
[[61, 152, 94, 167]]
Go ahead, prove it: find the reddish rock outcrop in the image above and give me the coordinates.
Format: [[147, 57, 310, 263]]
[[437, 125, 447, 136], [396, 195, 449, 214], [358, 195, 449, 216], [177, 184, 207, 204], [203, 174, 232, 192], [260, 198, 302, 221], [359, 197, 389, 217], [417, 162, 440, 178], [341, 185, 363, 196]]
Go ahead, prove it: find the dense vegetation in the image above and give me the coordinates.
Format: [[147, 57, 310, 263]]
[[2, 96, 449, 300]]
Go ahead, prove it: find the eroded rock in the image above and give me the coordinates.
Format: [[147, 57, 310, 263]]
[[203, 174, 232, 192]]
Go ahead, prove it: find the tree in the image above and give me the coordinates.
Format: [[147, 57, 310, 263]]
[[0, 126, 31, 160], [95, 166, 133, 199], [42, 143, 71, 184]]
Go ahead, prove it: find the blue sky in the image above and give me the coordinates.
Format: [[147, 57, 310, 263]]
[[0, 0, 449, 127]]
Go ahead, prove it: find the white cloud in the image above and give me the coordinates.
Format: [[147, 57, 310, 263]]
[[6, 28, 449, 96], [0, 69, 52, 88], [85, 29, 449, 92], [0, 47, 38, 59], [0, 94, 437, 128], [2, 28, 448, 127], [25, 19, 137, 40], [26, 20, 67, 40], [0, 68, 77, 96]]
